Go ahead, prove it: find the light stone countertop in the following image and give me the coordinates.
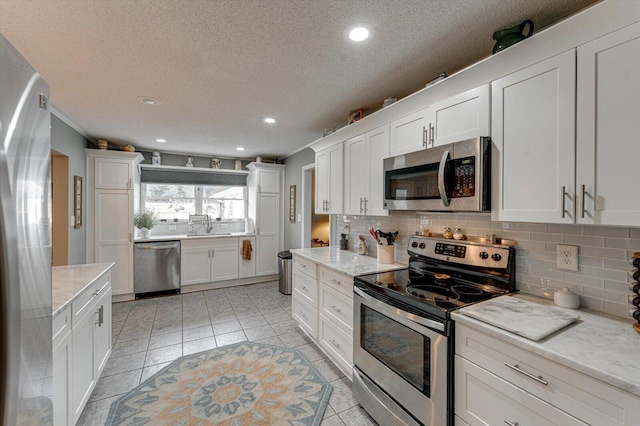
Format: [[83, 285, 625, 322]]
[[289, 247, 406, 277], [134, 232, 255, 243], [452, 293, 640, 397], [52, 262, 115, 318]]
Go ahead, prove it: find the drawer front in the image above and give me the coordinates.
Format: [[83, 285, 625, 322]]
[[292, 295, 317, 339], [293, 269, 317, 306], [320, 285, 353, 333], [455, 356, 586, 426], [319, 315, 353, 374], [52, 305, 71, 348], [456, 324, 640, 426], [71, 272, 110, 327], [319, 267, 352, 298], [293, 255, 317, 280]]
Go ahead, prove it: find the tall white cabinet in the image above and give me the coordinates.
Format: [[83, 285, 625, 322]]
[[247, 163, 285, 276], [576, 22, 640, 226], [86, 150, 143, 296], [315, 143, 343, 214]]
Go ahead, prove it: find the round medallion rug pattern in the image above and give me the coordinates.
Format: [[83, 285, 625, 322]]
[[105, 342, 333, 425]]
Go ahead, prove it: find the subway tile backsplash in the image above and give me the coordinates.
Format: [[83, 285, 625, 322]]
[[335, 212, 640, 319]]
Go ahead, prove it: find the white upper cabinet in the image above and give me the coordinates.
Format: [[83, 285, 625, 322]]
[[344, 125, 390, 216], [576, 22, 640, 226], [315, 143, 343, 214], [428, 84, 490, 147], [94, 157, 134, 189], [492, 50, 576, 223], [389, 107, 430, 156], [255, 168, 280, 193]]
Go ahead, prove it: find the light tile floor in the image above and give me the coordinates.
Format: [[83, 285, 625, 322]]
[[77, 280, 377, 426]]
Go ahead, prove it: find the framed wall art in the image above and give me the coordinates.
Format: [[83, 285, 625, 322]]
[[289, 185, 296, 223], [74, 175, 82, 228]]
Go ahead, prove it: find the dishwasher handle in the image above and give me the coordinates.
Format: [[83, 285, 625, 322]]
[[136, 242, 180, 250]]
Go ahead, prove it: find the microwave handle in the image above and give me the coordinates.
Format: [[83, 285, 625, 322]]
[[438, 150, 451, 206]]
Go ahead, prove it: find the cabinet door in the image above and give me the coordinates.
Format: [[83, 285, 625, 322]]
[[95, 190, 134, 295], [53, 331, 72, 426], [492, 50, 576, 223], [389, 107, 429, 156], [94, 158, 133, 190], [315, 148, 330, 214], [576, 23, 640, 226], [210, 240, 239, 281], [93, 285, 112, 377], [344, 134, 367, 215], [238, 236, 256, 278], [256, 193, 280, 275], [327, 144, 343, 214], [428, 84, 490, 147], [365, 124, 390, 216], [257, 169, 280, 193], [181, 246, 212, 285], [71, 311, 96, 424]]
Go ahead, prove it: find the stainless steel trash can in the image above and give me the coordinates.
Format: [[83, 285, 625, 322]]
[[278, 250, 293, 295]]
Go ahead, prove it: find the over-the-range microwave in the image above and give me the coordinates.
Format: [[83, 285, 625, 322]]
[[383, 137, 491, 212]]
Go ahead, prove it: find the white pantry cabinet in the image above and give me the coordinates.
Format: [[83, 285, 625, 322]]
[[427, 84, 490, 147], [315, 143, 343, 214], [247, 163, 285, 276], [389, 107, 430, 156], [181, 237, 240, 285], [455, 323, 640, 426], [344, 124, 390, 216], [576, 22, 640, 226], [491, 50, 576, 223], [86, 150, 143, 296]]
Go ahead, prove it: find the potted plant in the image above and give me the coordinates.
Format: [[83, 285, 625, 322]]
[[133, 209, 159, 239]]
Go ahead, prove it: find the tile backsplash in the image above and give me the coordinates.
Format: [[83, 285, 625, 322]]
[[335, 212, 639, 319]]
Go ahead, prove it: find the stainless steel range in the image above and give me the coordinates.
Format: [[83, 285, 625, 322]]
[[353, 236, 516, 426]]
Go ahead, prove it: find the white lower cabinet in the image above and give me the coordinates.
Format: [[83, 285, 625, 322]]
[[53, 270, 112, 426], [238, 236, 256, 278], [291, 255, 354, 380], [181, 237, 240, 286], [455, 323, 640, 426]]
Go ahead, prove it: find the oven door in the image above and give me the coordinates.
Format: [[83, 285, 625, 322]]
[[353, 287, 449, 426]]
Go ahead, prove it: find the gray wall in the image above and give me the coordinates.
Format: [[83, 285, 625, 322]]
[[51, 115, 89, 264], [283, 148, 315, 250]]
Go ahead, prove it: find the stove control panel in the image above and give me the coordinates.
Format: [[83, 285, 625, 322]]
[[408, 236, 511, 269]]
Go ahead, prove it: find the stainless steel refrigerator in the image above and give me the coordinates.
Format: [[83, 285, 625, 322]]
[[0, 34, 53, 424]]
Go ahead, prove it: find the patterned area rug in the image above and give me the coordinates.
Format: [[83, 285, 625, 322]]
[[105, 342, 332, 425]]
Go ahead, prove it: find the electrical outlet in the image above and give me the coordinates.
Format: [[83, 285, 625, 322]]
[[168, 225, 177, 231], [556, 244, 579, 271]]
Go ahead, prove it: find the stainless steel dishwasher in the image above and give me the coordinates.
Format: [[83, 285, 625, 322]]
[[134, 241, 181, 296]]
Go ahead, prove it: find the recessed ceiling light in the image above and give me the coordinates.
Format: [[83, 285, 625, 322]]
[[346, 24, 371, 42], [236, 147, 245, 151], [155, 139, 166, 143], [137, 96, 160, 105], [263, 117, 277, 124]]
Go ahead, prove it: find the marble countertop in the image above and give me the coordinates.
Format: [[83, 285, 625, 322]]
[[52, 262, 115, 317], [452, 293, 640, 397], [134, 232, 255, 243], [289, 247, 406, 277]]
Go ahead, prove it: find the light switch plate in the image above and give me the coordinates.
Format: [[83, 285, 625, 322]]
[[557, 244, 579, 271]]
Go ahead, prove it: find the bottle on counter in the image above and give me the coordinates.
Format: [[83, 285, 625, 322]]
[[340, 234, 348, 250]]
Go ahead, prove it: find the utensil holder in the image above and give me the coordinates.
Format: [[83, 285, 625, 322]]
[[377, 244, 394, 264]]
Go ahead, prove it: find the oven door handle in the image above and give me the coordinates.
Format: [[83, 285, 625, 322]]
[[354, 287, 445, 332], [438, 150, 451, 207]]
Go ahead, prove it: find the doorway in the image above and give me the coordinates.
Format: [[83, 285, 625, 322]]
[[51, 151, 69, 266], [301, 164, 330, 248]]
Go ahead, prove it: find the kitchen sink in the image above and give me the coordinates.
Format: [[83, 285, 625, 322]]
[[186, 233, 232, 237]]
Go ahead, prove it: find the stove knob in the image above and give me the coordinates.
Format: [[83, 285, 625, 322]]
[[419, 243, 426, 249], [479, 251, 489, 259], [491, 253, 502, 262], [411, 241, 418, 248]]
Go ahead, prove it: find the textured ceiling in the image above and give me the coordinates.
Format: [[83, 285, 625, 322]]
[[0, 0, 597, 159]]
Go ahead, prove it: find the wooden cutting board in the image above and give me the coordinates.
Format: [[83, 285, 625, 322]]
[[459, 296, 580, 341]]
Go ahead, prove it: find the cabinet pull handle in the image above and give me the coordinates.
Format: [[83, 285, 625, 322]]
[[211, 249, 214, 257], [93, 288, 101, 297], [364, 198, 368, 214], [258, 184, 261, 193], [325, 200, 329, 212], [329, 339, 341, 349], [422, 126, 427, 148], [95, 305, 104, 326], [330, 278, 341, 285], [503, 420, 519, 426], [330, 305, 341, 313], [298, 311, 306, 318], [580, 184, 587, 219], [359, 197, 363, 214], [561, 186, 568, 218], [127, 178, 132, 189], [504, 363, 548, 386], [429, 123, 434, 146], [299, 284, 306, 290]]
